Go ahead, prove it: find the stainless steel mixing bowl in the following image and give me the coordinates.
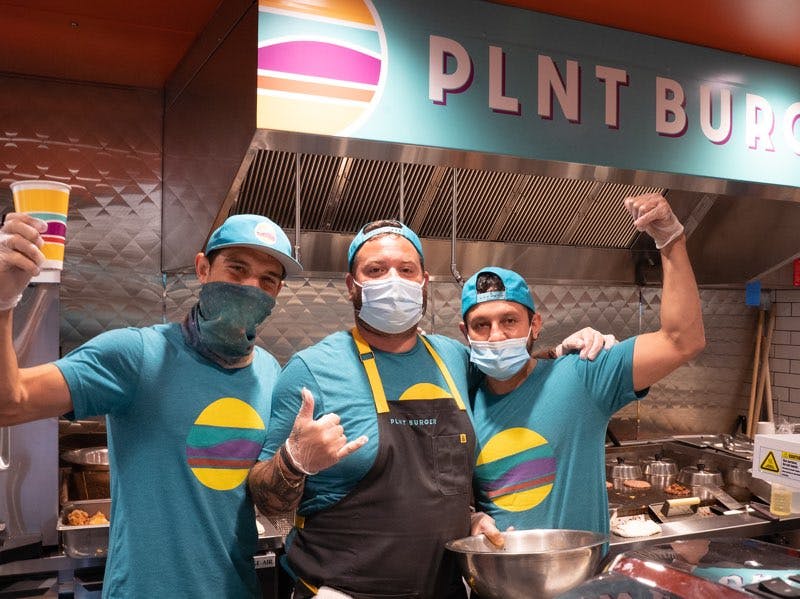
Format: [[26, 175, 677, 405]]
[[445, 529, 607, 599]]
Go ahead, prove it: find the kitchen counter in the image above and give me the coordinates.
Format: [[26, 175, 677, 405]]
[[0, 530, 285, 579], [609, 506, 800, 557]]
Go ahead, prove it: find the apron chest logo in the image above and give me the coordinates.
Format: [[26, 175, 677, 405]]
[[389, 417, 438, 426]]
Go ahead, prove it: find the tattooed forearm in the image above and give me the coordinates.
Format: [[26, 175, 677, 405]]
[[248, 449, 305, 515]]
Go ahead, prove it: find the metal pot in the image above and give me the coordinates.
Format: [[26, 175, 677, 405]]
[[643, 455, 677, 489], [727, 465, 751, 489], [608, 457, 642, 481], [643, 455, 677, 477], [677, 462, 723, 487], [677, 462, 724, 501], [60, 447, 110, 500]]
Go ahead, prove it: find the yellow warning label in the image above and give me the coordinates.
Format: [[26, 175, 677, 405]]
[[760, 451, 780, 473]]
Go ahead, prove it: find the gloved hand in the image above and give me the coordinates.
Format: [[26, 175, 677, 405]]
[[555, 327, 618, 360], [470, 511, 510, 548], [624, 193, 684, 249], [284, 388, 368, 475], [0, 213, 46, 311]]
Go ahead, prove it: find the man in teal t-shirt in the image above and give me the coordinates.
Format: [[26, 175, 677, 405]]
[[248, 219, 614, 599], [0, 212, 302, 597], [462, 194, 705, 538]]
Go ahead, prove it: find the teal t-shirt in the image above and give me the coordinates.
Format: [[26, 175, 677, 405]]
[[471, 336, 645, 536], [261, 330, 475, 516], [56, 323, 279, 599]]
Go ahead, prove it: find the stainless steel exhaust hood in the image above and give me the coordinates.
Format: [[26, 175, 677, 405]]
[[162, 2, 799, 288]]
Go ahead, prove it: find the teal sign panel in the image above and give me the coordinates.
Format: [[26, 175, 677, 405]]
[[257, 0, 800, 188]]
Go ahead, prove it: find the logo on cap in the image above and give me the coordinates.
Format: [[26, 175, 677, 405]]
[[254, 221, 277, 246]]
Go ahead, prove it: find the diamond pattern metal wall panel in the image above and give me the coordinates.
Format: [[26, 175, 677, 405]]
[[0, 75, 163, 354]]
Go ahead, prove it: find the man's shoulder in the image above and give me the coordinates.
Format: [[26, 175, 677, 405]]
[[252, 345, 280, 370], [423, 333, 469, 355], [284, 330, 354, 371]]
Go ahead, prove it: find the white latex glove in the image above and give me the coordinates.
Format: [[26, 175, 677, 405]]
[[470, 511, 509, 548], [555, 327, 618, 360], [624, 193, 684, 249], [284, 388, 368, 475], [0, 213, 47, 310]]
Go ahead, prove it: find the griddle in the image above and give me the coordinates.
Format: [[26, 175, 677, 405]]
[[608, 484, 715, 518]]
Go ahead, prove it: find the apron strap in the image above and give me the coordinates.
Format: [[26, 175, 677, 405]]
[[351, 327, 390, 414], [418, 335, 466, 411], [350, 327, 466, 413]]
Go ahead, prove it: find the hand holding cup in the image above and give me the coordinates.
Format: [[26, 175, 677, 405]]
[[0, 213, 47, 310]]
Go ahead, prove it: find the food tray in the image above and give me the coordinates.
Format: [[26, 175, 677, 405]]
[[57, 498, 110, 558]]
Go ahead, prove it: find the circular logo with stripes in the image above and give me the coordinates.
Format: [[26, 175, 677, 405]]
[[475, 428, 556, 512], [186, 398, 266, 491], [256, 0, 387, 135]]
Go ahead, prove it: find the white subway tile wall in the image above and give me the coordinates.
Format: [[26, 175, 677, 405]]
[[773, 289, 800, 424]]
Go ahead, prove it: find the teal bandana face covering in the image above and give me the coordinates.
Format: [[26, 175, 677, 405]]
[[183, 282, 275, 368]]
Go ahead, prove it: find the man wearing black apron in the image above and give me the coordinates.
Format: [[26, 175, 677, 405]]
[[248, 220, 615, 598], [250, 220, 477, 598], [289, 328, 475, 598]]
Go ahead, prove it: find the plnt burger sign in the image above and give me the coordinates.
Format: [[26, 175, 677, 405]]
[[258, 0, 800, 190], [429, 36, 800, 157]]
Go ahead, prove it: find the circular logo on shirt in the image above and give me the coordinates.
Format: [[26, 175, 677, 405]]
[[256, 0, 388, 135], [186, 398, 266, 491], [475, 427, 555, 512]]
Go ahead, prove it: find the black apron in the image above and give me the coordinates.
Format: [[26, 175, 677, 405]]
[[289, 328, 476, 599]]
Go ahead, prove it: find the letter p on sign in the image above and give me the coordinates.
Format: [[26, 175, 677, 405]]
[[429, 36, 472, 104]]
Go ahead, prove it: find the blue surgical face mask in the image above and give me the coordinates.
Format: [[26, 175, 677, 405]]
[[183, 281, 275, 368], [468, 333, 531, 380], [355, 276, 424, 334]]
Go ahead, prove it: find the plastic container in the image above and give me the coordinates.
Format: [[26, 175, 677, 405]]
[[792, 490, 800, 514], [769, 483, 792, 516]]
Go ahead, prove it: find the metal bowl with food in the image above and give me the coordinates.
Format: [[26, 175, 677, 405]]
[[445, 529, 607, 599]]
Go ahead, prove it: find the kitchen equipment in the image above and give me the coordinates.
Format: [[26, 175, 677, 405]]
[[608, 457, 643, 481], [57, 499, 110, 558], [748, 501, 780, 522], [695, 485, 745, 511], [0, 285, 61, 554], [643, 455, 677, 476], [677, 462, 721, 485], [445, 529, 606, 599], [647, 498, 718, 524], [61, 447, 110, 500], [643, 454, 677, 488], [677, 463, 724, 501], [728, 464, 751, 489]]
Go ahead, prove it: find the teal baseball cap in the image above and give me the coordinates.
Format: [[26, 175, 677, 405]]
[[461, 266, 535, 317], [347, 221, 424, 270], [205, 214, 303, 277]]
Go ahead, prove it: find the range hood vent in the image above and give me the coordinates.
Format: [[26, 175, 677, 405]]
[[232, 149, 662, 251]]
